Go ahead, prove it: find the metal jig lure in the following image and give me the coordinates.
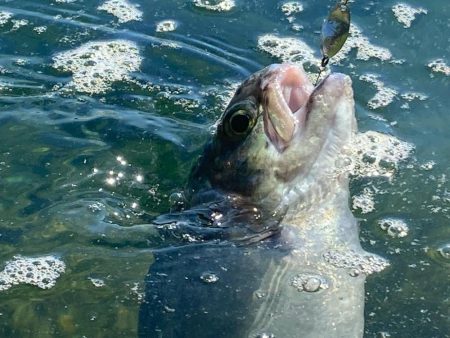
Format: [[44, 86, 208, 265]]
[[315, 0, 351, 85]]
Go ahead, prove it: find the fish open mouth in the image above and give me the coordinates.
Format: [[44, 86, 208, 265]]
[[261, 64, 314, 152]]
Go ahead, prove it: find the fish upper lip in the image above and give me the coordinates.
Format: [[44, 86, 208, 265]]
[[261, 64, 314, 152]]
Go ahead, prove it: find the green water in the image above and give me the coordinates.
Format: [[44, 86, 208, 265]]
[[0, 0, 448, 337]]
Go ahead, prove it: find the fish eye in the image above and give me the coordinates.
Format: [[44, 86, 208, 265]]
[[228, 109, 254, 135]]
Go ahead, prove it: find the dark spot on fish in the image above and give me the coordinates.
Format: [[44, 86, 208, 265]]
[[275, 167, 299, 183]]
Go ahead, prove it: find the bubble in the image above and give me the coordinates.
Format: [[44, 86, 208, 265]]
[[291, 273, 329, 293], [437, 244, 450, 260], [392, 3, 427, 28], [254, 290, 266, 299], [11, 19, 28, 31], [200, 272, 219, 284], [98, 0, 143, 23], [378, 218, 409, 238], [256, 334, 275, 338], [156, 20, 178, 32], [0, 255, 65, 291], [192, 0, 235, 12], [53, 40, 142, 94]]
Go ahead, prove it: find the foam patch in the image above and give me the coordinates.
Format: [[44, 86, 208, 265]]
[[428, 59, 450, 76], [392, 3, 427, 28], [192, 0, 235, 12], [333, 24, 392, 63], [0, 11, 13, 26], [378, 218, 409, 238], [257, 34, 319, 69], [352, 187, 375, 214], [0, 255, 65, 291], [323, 249, 389, 275], [156, 20, 178, 32], [281, 1, 304, 16], [350, 131, 414, 179], [53, 39, 142, 94], [98, 0, 143, 23], [359, 74, 398, 109]]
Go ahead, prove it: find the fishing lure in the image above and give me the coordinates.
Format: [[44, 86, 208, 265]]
[[316, 0, 351, 83]]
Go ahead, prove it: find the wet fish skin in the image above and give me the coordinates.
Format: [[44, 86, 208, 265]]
[[139, 64, 379, 338]]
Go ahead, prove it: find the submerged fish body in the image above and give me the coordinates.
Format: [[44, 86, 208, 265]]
[[139, 64, 384, 337]]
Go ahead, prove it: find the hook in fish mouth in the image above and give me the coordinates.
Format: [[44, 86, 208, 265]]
[[261, 64, 314, 152]]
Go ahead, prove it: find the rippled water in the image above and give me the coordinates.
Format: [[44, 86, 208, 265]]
[[0, 0, 448, 337]]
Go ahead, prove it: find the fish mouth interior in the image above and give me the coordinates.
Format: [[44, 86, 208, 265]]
[[262, 64, 314, 152]]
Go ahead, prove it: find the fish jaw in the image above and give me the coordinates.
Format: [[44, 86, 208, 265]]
[[260, 64, 314, 152]]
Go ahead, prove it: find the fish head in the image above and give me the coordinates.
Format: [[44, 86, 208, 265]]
[[189, 64, 356, 219]]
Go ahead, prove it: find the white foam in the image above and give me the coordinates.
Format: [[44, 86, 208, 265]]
[[392, 3, 427, 28], [257, 34, 319, 68], [0, 11, 13, 26], [0, 255, 65, 291], [352, 187, 375, 214], [33, 26, 48, 34], [53, 39, 142, 94], [351, 131, 414, 179], [359, 74, 398, 110], [98, 0, 143, 23], [400, 92, 428, 102], [378, 218, 409, 238], [428, 59, 450, 76], [156, 20, 178, 33], [192, 0, 235, 12], [333, 24, 392, 63], [281, 1, 304, 16], [88, 277, 105, 287], [11, 19, 29, 31]]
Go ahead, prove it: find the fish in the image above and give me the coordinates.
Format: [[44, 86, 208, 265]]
[[138, 63, 388, 338]]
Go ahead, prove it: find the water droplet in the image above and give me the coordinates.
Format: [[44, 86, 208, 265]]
[[200, 272, 219, 284], [256, 333, 275, 338], [254, 290, 266, 299], [291, 273, 328, 292], [437, 243, 450, 260], [303, 277, 322, 292], [349, 268, 360, 277]]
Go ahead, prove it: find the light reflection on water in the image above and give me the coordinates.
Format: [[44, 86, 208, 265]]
[[0, 0, 448, 337]]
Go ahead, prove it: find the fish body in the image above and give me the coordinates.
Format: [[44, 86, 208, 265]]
[[139, 64, 386, 337]]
